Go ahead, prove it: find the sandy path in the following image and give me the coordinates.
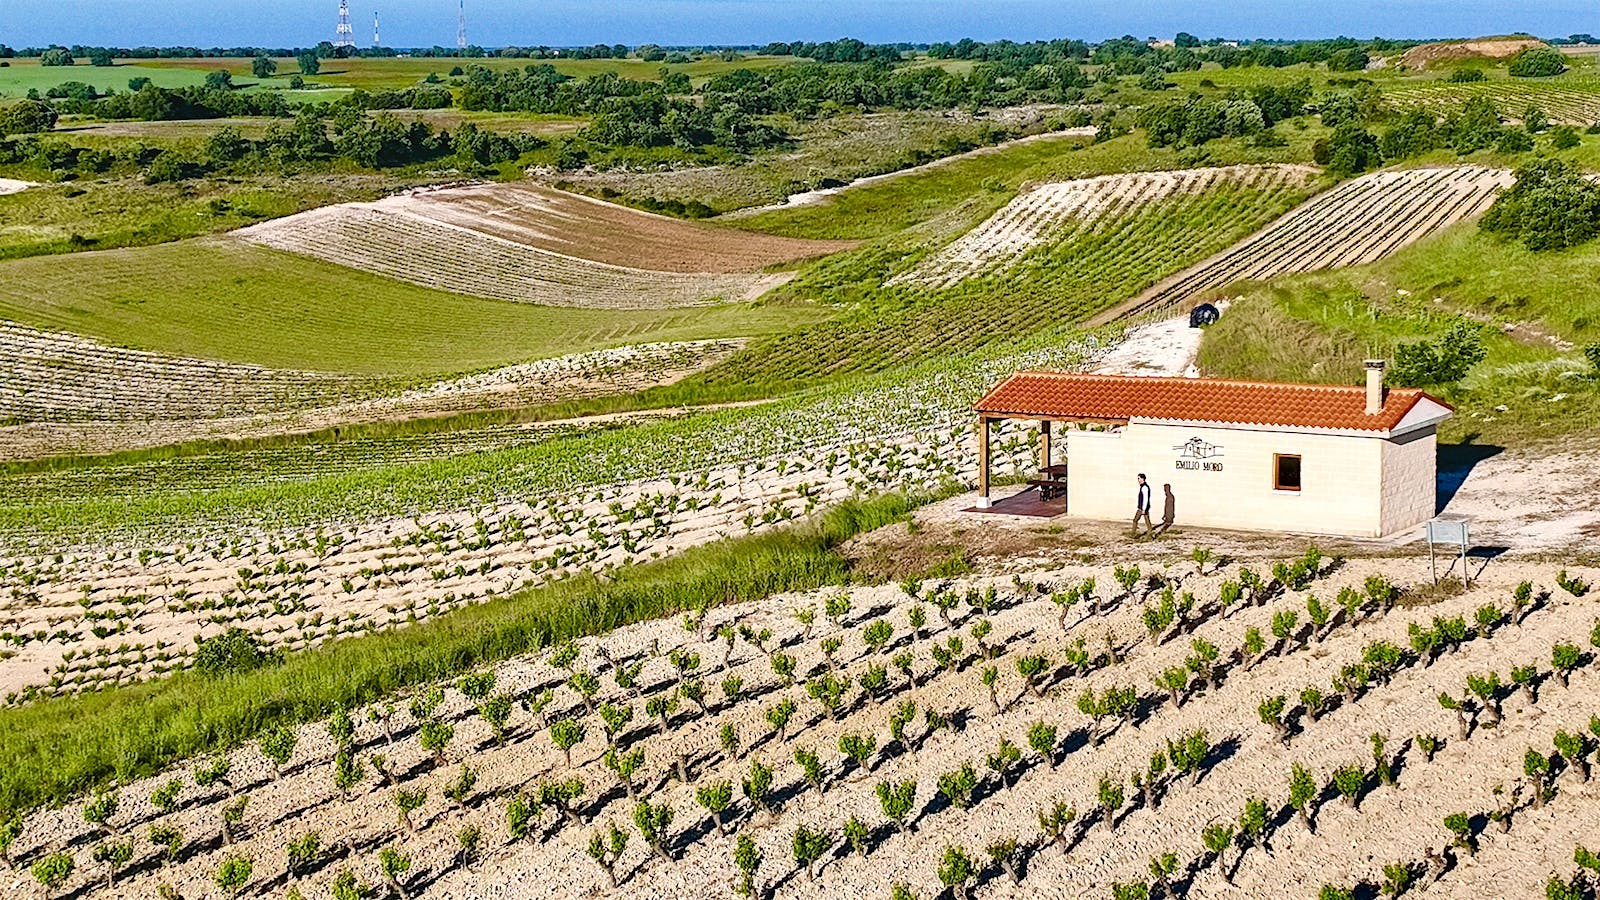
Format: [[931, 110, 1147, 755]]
[[0, 178, 36, 196]]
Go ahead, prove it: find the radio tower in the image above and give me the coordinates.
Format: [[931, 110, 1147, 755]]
[[335, 0, 354, 48], [373, 10, 381, 47], [456, 0, 467, 50]]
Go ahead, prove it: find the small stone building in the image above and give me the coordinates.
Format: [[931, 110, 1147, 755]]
[[971, 363, 1454, 538]]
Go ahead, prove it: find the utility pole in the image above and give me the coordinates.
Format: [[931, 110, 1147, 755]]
[[457, 0, 467, 51], [335, 0, 354, 48]]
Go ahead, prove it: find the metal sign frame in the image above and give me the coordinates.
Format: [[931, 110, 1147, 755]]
[[1425, 518, 1471, 588]]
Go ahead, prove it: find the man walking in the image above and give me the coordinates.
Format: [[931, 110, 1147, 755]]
[[1133, 474, 1153, 537]]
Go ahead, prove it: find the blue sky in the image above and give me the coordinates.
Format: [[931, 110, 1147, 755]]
[[0, 0, 1595, 49]]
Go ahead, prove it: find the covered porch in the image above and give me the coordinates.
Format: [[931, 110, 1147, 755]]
[[970, 411, 1128, 515]]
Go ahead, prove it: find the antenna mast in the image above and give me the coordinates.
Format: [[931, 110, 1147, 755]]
[[335, 0, 354, 48], [457, 0, 467, 50], [373, 10, 381, 47]]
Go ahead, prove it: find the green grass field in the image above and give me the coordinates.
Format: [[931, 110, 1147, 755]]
[[0, 239, 821, 375], [0, 173, 419, 260], [1197, 219, 1600, 445], [0, 59, 212, 99]]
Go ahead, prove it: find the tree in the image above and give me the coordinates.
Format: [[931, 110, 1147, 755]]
[[39, 47, 73, 66], [205, 69, 235, 90], [1313, 121, 1382, 176], [252, 55, 277, 79], [297, 52, 321, 75], [0, 99, 57, 136]]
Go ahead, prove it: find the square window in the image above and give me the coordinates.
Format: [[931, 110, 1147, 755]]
[[1274, 454, 1302, 492]]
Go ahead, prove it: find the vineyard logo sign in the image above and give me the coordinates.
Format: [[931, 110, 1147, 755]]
[[1174, 437, 1224, 472]]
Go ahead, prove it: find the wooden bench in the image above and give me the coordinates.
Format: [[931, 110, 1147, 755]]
[[1027, 479, 1067, 501]]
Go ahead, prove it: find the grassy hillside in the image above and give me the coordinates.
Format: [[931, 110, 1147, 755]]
[[1197, 220, 1600, 444], [0, 60, 210, 99], [0, 240, 818, 375]]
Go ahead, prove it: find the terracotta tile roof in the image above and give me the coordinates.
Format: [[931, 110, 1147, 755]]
[[973, 372, 1453, 433]]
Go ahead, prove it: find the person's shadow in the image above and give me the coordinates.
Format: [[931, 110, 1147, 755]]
[[1154, 484, 1177, 535]]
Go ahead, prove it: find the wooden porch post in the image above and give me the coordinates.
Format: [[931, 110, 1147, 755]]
[[976, 415, 991, 508], [1040, 420, 1051, 470]]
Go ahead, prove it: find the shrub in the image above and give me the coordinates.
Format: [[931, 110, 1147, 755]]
[[0, 99, 58, 136], [194, 628, 278, 676], [1098, 772, 1125, 831], [632, 800, 675, 861], [586, 823, 628, 887], [1449, 67, 1487, 83], [1482, 158, 1600, 250], [149, 822, 183, 863], [1390, 320, 1487, 386], [286, 831, 323, 878], [549, 718, 585, 766], [792, 824, 833, 880], [259, 723, 297, 778], [937, 844, 977, 900], [215, 853, 253, 897], [1552, 125, 1581, 149], [32, 851, 73, 898], [92, 839, 133, 888], [938, 762, 979, 809], [1508, 47, 1567, 77], [742, 760, 774, 815], [733, 833, 762, 896], [1333, 765, 1366, 808], [1290, 762, 1318, 829], [394, 787, 426, 832], [378, 846, 410, 895]]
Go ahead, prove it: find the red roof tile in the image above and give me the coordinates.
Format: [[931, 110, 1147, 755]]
[[972, 372, 1453, 433]]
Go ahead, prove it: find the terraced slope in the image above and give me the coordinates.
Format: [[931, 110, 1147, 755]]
[[1385, 79, 1600, 125], [238, 183, 856, 309], [1090, 166, 1513, 325], [0, 321, 369, 424], [895, 165, 1319, 288]]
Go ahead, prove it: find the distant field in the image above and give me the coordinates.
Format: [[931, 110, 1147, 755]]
[[0, 59, 210, 98], [130, 53, 800, 90], [0, 240, 820, 375], [0, 173, 413, 261]]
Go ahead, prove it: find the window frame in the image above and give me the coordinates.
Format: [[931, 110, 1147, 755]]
[[1273, 453, 1303, 493]]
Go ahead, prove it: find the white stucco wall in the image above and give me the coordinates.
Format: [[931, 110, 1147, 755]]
[[1064, 421, 1405, 537], [1380, 427, 1439, 535]]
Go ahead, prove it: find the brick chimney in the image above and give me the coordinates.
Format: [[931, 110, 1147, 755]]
[[1364, 359, 1386, 414]]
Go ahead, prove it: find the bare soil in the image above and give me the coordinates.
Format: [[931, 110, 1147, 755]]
[[8, 549, 1595, 900], [361, 181, 857, 273], [1399, 37, 1548, 69]]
